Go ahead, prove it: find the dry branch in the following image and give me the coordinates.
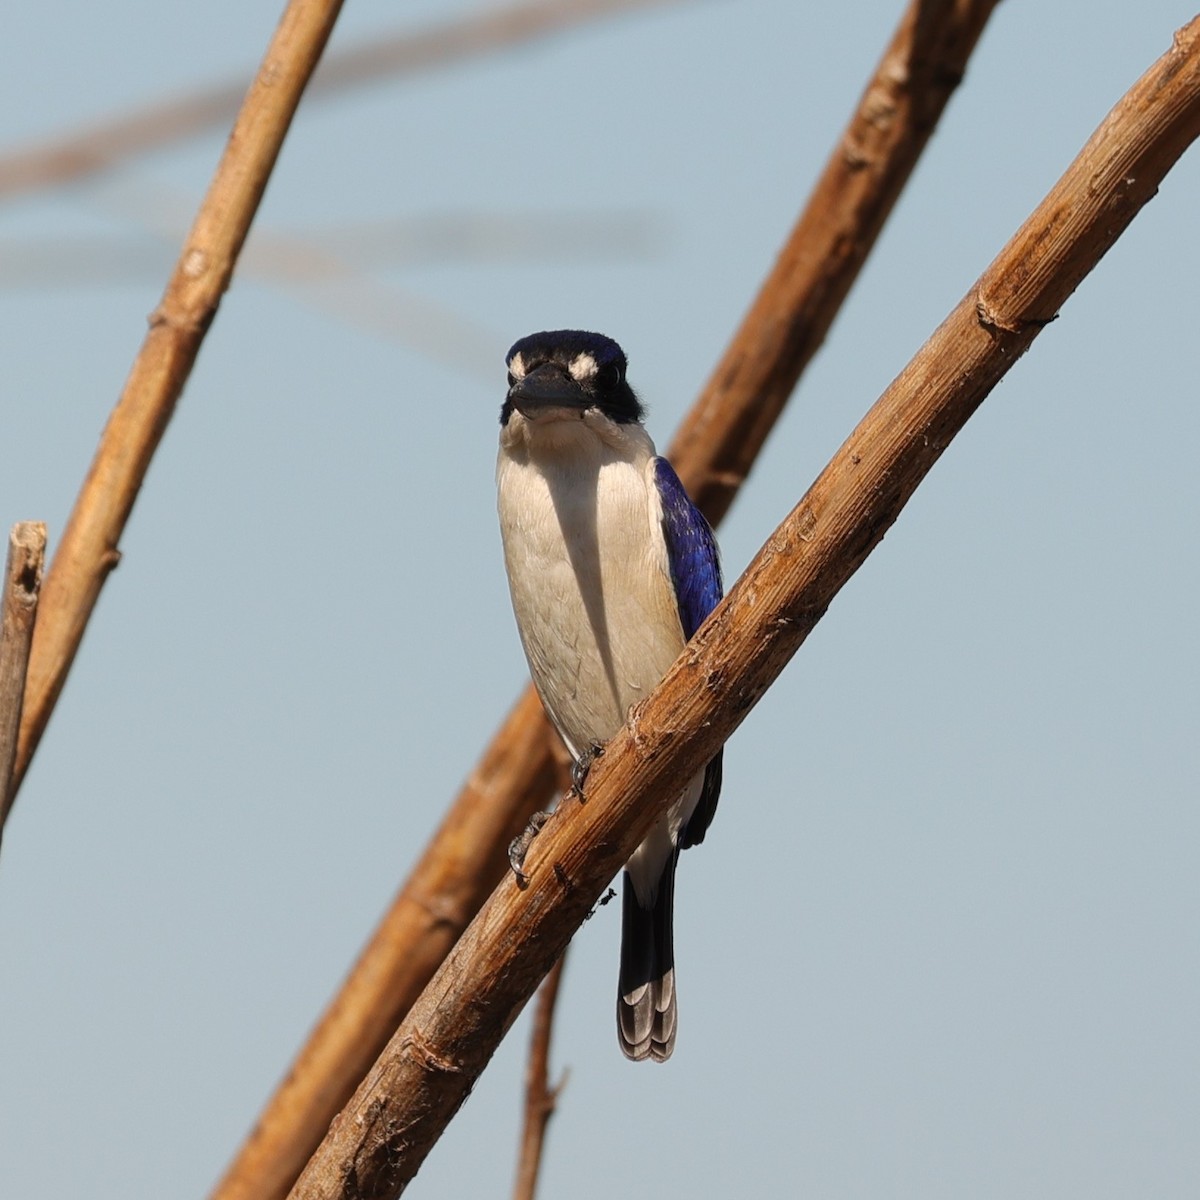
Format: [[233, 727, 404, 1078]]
[[512, 953, 568, 1200], [284, 18, 1200, 1197], [0, 0, 683, 198], [9, 0, 346, 800], [667, 0, 1000, 518], [210, 5, 1000, 1198], [0, 523, 45, 840]]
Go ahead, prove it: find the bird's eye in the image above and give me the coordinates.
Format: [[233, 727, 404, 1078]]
[[595, 362, 622, 389]]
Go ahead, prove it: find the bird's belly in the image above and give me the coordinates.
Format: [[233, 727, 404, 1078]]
[[498, 457, 684, 759], [524, 584, 681, 757]]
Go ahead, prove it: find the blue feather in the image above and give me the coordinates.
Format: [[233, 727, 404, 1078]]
[[652, 458, 722, 639], [653, 457, 723, 849]]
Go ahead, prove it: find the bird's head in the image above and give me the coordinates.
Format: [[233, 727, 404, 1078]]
[[501, 330, 644, 428]]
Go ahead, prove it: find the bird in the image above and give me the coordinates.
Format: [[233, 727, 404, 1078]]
[[495, 329, 723, 1062]]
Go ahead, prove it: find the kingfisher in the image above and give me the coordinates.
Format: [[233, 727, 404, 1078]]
[[496, 329, 723, 1062]]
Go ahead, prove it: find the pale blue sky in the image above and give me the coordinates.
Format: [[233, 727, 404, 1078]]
[[1, 2, 1198, 1197]]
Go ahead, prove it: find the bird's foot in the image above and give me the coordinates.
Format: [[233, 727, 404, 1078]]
[[583, 886, 618, 921], [508, 810, 550, 889], [570, 741, 606, 800]]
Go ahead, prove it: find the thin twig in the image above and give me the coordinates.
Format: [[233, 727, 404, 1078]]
[[209, 6, 1000, 1199], [0, 0, 685, 198], [512, 952, 569, 1200], [0, 523, 46, 843], [284, 19, 1200, 1197], [8, 0, 346, 801]]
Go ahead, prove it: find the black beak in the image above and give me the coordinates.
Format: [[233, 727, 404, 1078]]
[[507, 362, 590, 416]]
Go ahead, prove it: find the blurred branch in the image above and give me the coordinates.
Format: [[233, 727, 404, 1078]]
[[209, 3, 1002, 1199], [0, 0, 687, 199], [0, 208, 662, 381], [312, 210, 666, 265], [0, 212, 663, 286], [9, 0, 347, 797], [0, 523, 45, 843], [0, 178, 661, 378], [512, 952, 569, 1200], [285, 19, 1200, 1196], [68, 174, 505, 379]]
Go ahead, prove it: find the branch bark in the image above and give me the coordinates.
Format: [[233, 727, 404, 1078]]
[[512, 953, 568, 1200], [0, 523, 45, 841], [9, 0, 346, 800], [285, 18, 1200, 1197], [210, 5, 1001, 1198]]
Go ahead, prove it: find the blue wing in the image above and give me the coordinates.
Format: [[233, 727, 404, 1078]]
[[653, 457, 723, 848], [652, 457, 722, 640]]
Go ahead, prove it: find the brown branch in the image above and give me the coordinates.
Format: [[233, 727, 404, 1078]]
[[8, 0, 346, 801], [284, 19, 1200, 1198], [209, 5, 1000, 1199], [209, 688, 561, 1200], [0, 523, 46, 842], [512, 953, 569, 1200], [0, 0, 684, 198], [667, 0, 1000, 517]]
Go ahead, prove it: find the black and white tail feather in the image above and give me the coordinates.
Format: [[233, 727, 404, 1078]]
[[618, 854, 679, 1062], [618, 748, 722, 1061]]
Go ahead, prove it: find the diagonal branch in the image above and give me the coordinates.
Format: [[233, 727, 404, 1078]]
[[208, 4, 1001, 1198], [284, 17, 1200, 1197], [9, 0, 346, 799]]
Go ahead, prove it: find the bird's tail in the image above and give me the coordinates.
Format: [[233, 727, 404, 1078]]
[[617, 856, 678, 1062]]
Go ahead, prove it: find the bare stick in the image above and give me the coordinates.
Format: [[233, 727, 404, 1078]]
[[0, 523, 46, 840], [512, 953, 569, 1200], [8, 0, 346, 800], [285, 19, 1200, 1198], [210, 5, 1001, 1198], [0, 0, 684, 198]]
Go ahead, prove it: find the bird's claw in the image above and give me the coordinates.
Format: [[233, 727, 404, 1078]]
[[508, 810, 550, 888], [570, 741, 606, 799]]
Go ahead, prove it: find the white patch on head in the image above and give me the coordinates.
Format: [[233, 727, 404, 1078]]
[[568, 352, 598, 382], [508, 351, 526, 380]]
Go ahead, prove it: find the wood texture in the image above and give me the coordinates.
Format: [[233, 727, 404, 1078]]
[[0, 523, 46, 839], [210, 6, 1003, 1198], [285, 18, 1200, 1197]]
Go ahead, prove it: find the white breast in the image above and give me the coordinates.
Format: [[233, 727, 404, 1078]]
[[496, 410, 685, 760]]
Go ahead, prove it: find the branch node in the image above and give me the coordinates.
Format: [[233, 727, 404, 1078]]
[[974, 293, 1058, 337], [183, 247, 209, 278], [400, 1026, 462, 1075], [402, 886, 466, 930]]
